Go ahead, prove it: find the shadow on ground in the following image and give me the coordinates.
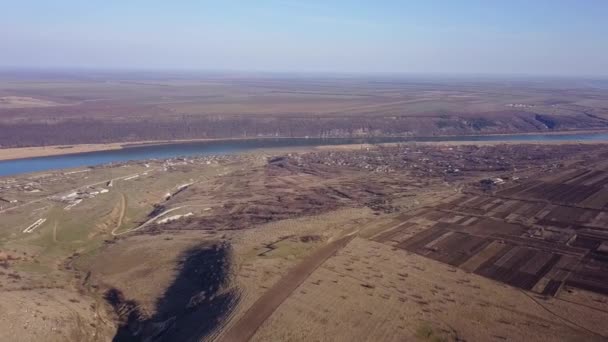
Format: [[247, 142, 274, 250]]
[[105, 242, 239, 342]]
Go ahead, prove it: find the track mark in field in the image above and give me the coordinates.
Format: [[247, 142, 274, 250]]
[[111, 194, 127, 235], [52, 221, 58, 242]]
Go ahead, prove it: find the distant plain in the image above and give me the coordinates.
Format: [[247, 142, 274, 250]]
[[1, 72, 608, 149]]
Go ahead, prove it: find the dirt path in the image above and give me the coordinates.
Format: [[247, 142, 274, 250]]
[[52, 220, 58, 242], [110, 194, 127, 235], [112, 202, 212, 236], [221, 231, 357, 342]]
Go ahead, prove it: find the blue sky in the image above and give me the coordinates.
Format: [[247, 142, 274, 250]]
[[1, 0, 607, 76]]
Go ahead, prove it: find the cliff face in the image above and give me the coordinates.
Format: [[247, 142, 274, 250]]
[[1, 110, 607, 147]]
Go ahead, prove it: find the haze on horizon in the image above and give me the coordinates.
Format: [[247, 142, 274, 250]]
[[1, 0, 607, 77]]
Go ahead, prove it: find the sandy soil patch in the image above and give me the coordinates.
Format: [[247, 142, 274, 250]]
[[0, 96, 62, 108], [0, 143, 125, 161]]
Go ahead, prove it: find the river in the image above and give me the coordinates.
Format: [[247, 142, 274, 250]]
[[2, 133, 608, 177]]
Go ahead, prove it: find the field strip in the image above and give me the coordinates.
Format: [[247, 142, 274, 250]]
[[222, 231, 357, 342], [368, 220, 415, 241]]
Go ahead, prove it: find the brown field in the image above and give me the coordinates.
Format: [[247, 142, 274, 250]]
[[366, 157, 608, 302]]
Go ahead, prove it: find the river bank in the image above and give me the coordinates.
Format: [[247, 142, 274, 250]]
[[3, 132, 608, 177], [3, 129, 608, 162]]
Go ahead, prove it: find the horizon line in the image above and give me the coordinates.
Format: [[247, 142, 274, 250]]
[[0, 66, 607, 80]]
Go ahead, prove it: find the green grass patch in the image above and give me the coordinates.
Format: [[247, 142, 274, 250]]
[[416, 323, 447, 342]]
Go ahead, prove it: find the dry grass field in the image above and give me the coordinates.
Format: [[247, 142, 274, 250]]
[[251, 237, 608, 342], [2, 142, 608, 341]]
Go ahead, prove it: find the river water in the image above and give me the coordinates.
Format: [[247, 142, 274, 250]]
[[2, 133, 608, 177]]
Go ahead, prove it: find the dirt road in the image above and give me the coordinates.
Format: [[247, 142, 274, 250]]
[[222, 231, 357, 342], [111, 205, 186, 236], [110, 194, 126, 235]]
